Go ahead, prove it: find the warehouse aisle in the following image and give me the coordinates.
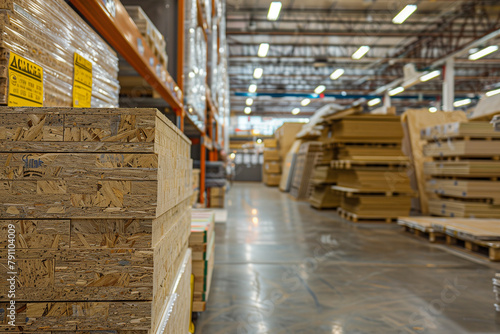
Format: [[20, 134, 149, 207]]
[[194, 183, 500, 334]]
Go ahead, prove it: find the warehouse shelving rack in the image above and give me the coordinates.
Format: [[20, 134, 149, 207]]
[[69, 0, 226, 205]]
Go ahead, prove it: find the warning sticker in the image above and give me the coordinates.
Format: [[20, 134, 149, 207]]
[[8, 52, 44, 107], [73, 53, 93, 108]]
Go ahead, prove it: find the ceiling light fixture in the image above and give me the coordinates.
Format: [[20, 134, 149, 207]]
[[420, 70, 441, 82], [314, 85, 326, 94], [253, 68, 263, 79], [352, 46, 370, 60], [301, 98, 311, 106], [291, 108, 300, 115], [258, 43, 270, 57], [469, 45, 499, 60], [267, 2, 282, 21], [330, 69, 345, 80], [388, 86, 405, 96], [249, 84, 257, 93], [392, 5, 417, 24], [429, 107, 438, 113], [244, 107, 252, 114], [453, 99, 472, 107], [246, 98, 254, 106], [367, 98, 381, 107], [486, 88, 500, 97]]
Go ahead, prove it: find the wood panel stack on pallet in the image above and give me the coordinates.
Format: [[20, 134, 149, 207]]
[[422, 122, 500, 218], [0, 108, 193, 332], [209, 187, 226, 208], [189, 210, 215, 312], [290, 142, 323, 200], [399, 217, 500, 261], [321, 115, 413, 222], [0, 0, 120, 107], [263, 139, 281, 187]]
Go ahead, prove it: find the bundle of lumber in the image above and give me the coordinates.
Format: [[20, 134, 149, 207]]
[[422, 121, 500, 218], [290, 142, 323, 200], [189, 210, 216, 312], [0, 0, 119, 107], [322, 115, 412, 222], [0, 108, 193, 332], [308, 164, 340, 209]]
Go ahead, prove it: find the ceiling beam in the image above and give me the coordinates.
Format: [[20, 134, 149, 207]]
[[227, 30, 489, 38]]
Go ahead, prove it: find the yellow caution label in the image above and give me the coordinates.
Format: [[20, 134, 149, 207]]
[[8, 52, 44, 107], [73, 53, 93, 108]]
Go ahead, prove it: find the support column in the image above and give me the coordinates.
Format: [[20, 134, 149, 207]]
[[442, 58, 455, 111], [384, 93, 391, 107]]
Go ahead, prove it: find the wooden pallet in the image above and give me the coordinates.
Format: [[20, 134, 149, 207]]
[[331, 159, 409, 169], [398, 217, 446, 243], [337, 207, 397, 223]]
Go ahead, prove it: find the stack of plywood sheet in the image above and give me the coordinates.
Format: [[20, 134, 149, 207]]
[[0, 0, 119, 108], [290, 142, 323, 200], [189, 210, 215, 312], [308, 164, 341, 209], [263, 138, 281, 187], [399, 216, 500, 261], [422, 122, 500, 218], [0, 107, 192, 332], [125, 6, 168, 67], [209, 187, 226, 208], [275, 122, 304, 161], [323, 115, 413, 222]]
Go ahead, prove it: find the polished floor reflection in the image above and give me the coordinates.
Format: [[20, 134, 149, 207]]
[[194, 182, 500, 334]]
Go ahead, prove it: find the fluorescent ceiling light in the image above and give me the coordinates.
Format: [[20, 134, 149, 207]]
[[486, 88, 500, 97], [469, 45, 499, 60], [291, 108, 300, 115], [314, 85, 326, 94], [352, 46, 370, 60], [301, 98, 311, 106], [246, 98, 253, 106], [453, 99, 472, 107], [244, 107, 252, 114], [429, 107, 438, 113], [330, 69, 345, 80], [388, 86, 405, 96], [392, 5, 417, 24], [258, 43, 270, 57], [420, 70, 441, 82], [367, 98, 381, 107], [253, 68, 263, 79], [249, 84, 257, 93], [267, 2, 282, 21]]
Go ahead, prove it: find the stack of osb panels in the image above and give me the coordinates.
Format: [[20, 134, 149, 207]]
[[0, 108, 193, 333]]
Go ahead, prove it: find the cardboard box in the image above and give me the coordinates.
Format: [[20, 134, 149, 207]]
[[263, 149, 280, 161], [264, 161, 281, 174], [264, 173, 281, 187], [264, 138, 278, 148]]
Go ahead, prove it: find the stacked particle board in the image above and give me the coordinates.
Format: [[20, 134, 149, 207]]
[[190, 210, 216, 312], [191, 168, 200, 206], [210, 187, 225, 208], [422, 122, 500, 218], [263, 138, 281, 187], [323, 115, 412, 222], [125, 6, 168, 67], [275, 123, 304, 161], [0, 108, 192, 332], [290, 142, 323, 200], [0, 0, 119, 107], [308, 164, 340, 209]]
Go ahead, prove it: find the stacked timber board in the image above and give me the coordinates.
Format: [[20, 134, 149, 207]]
[[191, 168, 201, 206], [423, 122, 500, 218], [309, 164, 340, 209], [399, 217, 500, 261], [323, 115, 412, 222], [263, 138, 281, 187], [290, 142, 323, 200], [210, 187, 225, 208], [0, 108, 192, 332], [0, 0, 119, 107], [190, 210, 216, 312]]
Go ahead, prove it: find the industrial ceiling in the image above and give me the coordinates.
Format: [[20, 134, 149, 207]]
[[227, 0, 500, 117]]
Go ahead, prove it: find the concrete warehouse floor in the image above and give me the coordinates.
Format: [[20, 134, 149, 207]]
[[194, 183, 500, 334]]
